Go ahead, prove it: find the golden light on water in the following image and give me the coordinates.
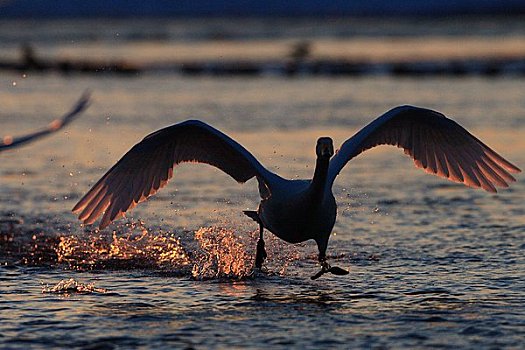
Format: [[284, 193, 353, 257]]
[[52, 221, 301, 279], [191, 226, 254, 280], [2, 212, 304, 279], [56, 222, 191, 271]]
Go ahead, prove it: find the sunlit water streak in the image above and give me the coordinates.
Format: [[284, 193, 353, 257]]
[[1, 71, 524, 347]]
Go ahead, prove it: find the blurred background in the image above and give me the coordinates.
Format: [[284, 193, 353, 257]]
[[1, 0, 525, 77]]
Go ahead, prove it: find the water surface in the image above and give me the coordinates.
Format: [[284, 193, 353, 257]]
[[1, 69, 524, 348]]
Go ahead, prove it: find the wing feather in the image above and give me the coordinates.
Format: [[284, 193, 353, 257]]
[[73, 120, 273, 229], [328, 105, 520, 192], [483, 153, 516, 183], [424, 130, 437, 174], [0, 91, 90, 152], [478, 158, 508, 188], [433, 138, 449, 178]]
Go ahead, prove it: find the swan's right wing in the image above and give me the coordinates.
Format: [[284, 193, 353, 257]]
[[0, 91, 90, 152], [73, 120, 273, 229], [328, 105, 520, 192]]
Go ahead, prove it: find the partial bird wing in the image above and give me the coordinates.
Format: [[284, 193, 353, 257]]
[[73, 120, 274, 229], [0, 91, 91, 152], [328, 105, 521, 192]]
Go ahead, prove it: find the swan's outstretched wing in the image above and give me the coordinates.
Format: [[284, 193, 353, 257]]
[[328, 105, 521, 192], [73, 120, 273, 229], [0, 91, 91, 152]]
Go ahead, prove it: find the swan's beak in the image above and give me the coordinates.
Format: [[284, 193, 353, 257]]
[[321, 144, 333, 157]]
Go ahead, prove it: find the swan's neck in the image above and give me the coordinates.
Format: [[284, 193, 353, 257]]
[[309, 156, 330, 200]]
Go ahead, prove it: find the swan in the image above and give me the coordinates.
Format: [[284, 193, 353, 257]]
[[72, 105, 521, 279], [1, 91, 90, 152]]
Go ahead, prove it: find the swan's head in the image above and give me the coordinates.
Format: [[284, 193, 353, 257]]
[[316, 137, 334, 158]]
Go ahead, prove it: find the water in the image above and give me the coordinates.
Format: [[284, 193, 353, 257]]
[[1, 19, 525, 350]]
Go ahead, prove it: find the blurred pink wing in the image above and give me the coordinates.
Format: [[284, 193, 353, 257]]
[[0, 91, 90, 152], [72, 120, 272, 229], [328, 105, 521, 192]]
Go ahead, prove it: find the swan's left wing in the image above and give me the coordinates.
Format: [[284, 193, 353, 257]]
[[72, 120, 274, 229], [328, 105, 520, 192], [0, 91, 91, 152]]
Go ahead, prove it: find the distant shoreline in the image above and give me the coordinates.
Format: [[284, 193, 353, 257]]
[[2, 37, 524, 77], [2, 56, 524, 77]]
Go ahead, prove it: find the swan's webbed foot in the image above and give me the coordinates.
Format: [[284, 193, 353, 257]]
[[311, 257, 349, 280], [255, 238, 267, 269]]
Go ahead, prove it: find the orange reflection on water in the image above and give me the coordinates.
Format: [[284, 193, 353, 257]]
[[191, 226, 254, 280], [56, 221, 190, 271]]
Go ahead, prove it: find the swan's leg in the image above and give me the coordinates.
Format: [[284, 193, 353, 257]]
[[255, 222, 267, 269], [311, 242, 349, 280], [243, 210, 267, 269]]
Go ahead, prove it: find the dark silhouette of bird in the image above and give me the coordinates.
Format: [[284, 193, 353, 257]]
[[72, 105, 520, 279], [1, 91, 90, 152]]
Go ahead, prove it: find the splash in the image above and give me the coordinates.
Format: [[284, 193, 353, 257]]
[[191, 226, 302, 279], [42, 278, 107, 295], [57, 222, 300, 279], [191, 227, 255, 280], [2, 214, 302, 279], [56, 221, 191, 271]]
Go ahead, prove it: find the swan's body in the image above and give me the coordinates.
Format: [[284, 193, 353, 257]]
[[257, 154, 336, 251], [1, 92, 90, 152], [73, 105, 520, 279], [260, 179, 336, 246]]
